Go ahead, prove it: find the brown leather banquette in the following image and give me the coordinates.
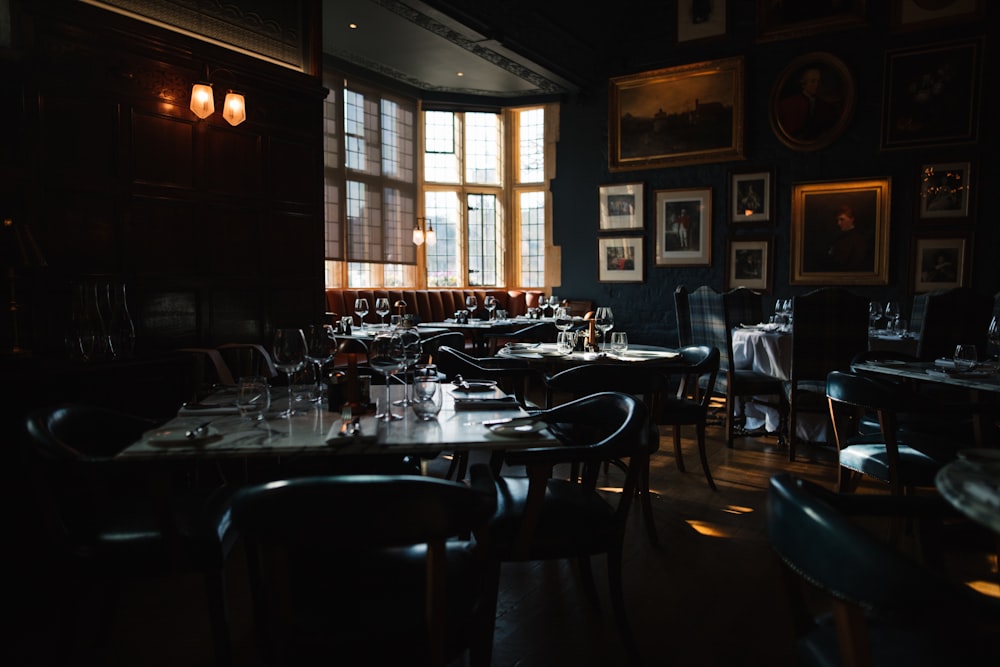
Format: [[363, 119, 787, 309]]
[[325, 288, 547, 324]]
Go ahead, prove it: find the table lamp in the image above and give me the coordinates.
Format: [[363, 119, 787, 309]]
[[2, 217, 48, 355]]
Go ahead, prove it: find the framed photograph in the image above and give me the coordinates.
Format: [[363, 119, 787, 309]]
[[608, 56, 744, 171], [769, 52, 855, 151], [911, 231, 972, 293], [598, 183, 644, 231], [919, 161, 972, 220], [654, 188, 712, 267], [790, 178, 891, 286], [726, 235, 774, 293], [677, 0, 727, 44], [730, 168, 773, 223], [757, 0, 867, 42], [598, 236, 644, 283], [891, 0, 984, 32], [881, 38, 982, 150]]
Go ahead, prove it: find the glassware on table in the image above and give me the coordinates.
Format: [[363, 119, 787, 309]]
[[883, 301, 900, 332], [354, 298, 369, 331], [368, 331, 405, 421], [304, 324, 336, 402], [392, 326, 423, 407], [988, 316, 1000, 363], [340, 315, 354, 334], [411, 367, 443, 420], [547, 295, 560, 317], [375, 297, 391, 327], [594, 307, 614, 351], [868, 300, 884, 332], [609, 331, 629, 355], [953, 344, 978, 371], [272, 327, 308, 418], [556, 330, 576, 355], [235, 376, 270, 422], [554, 307, 574, 334], [465, 295, 478, 319], [484, 295, 498, 320]]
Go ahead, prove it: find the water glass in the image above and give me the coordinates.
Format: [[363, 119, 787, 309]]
[[610, 331, 629, 355], [556, 330, 576, 355], [953, 344, 978, 371], [411, 375, 442, 420], [235, 376, 270, 421]]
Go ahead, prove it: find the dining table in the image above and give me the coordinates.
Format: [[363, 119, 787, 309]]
[[417, 318, 529, 353], [495, 341, 681, 369], [935, 450, 1000, 535]]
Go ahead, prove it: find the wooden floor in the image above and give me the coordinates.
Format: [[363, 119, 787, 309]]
[[12, 403, 953, 666]]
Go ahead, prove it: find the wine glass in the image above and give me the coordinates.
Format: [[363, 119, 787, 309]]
[[954, 344, 978, 371], [484, 295, 498, 320], [549, 295, 561, 316], [375, 297, 391, 328], [272, 328, 308, 418], [465, 295, 478, 319], [594, 307, 614, 351], [884, 301, 900, 332], [868, 300, 884, 332], [368, 331, 405, 421], [304, 324, 336, 402], [354, 298, 369, 331], [392, 326, 423, 407], [554, 306, 574, 334], [988, 316, 1000, 363]]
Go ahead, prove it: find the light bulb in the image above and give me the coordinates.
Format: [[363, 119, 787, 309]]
[[412, 225, 425, 246], [190, 82, 214, 119], [222, 91, 246, 126]]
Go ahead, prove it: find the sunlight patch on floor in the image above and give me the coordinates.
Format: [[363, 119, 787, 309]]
[[686, 520, 733, 538]]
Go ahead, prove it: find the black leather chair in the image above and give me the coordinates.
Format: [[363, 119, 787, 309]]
[[22, 404, 237, 666], [483, 320, 557, 354], [475, 392, 656, 666], [767, 473, 1000, 666], [222, 473, 496, 667]]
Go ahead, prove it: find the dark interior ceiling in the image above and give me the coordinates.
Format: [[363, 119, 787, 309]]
[[322, 0, 679, 102]]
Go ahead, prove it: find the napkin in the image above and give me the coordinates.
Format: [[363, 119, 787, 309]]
[[453, 395, 521, 410]]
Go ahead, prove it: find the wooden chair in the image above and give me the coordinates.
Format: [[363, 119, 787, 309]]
[[912, 287, 993, 361]]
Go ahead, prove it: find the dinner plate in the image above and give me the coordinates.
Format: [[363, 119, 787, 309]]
[[147, 427, 222, 446], [621, 350, 680, 359], [488, 419, 547, 437], [452, 379, 499, 392]]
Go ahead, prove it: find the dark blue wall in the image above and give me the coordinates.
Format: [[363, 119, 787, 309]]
[[551, 4, 997, 347]]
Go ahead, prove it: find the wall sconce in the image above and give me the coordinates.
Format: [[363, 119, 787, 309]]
[[412, 217, 437, 247], [190, 66, 246, 126]]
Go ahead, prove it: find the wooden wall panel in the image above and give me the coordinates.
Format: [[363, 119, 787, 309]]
[[127, 196, 199, 276], [202, 125, 262, 194], [131, 111, 195, 188]]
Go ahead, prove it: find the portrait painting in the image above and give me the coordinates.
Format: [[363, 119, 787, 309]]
[[598, 236, 644, 283], [654, 188, 712, 267], [730, 169, 773, 223], [770, 52, 855, 151], [790, 178, 890, 285], [726, 235, 773, 293], [911, 232, 971, 293]]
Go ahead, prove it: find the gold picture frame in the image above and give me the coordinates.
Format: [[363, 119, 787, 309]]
[[608, 57, 744, 171], [769, 52, 855, 152], [757, 0, 867, 42], [790, 178, 890, 286]]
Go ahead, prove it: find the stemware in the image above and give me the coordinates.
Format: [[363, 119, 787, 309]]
[[594, 307, 614, 351], [368, 331, 405, 421], [354, 298, 369, 331], [547, 295, 560, 317], [272, 327, 308, 418], [304, 324, 336, 402], [484, 295, 498, 320], [883, 301, 900, 332], [465, 295, 478, 319], [988, 316, 1000, 363], [375, 297, 391, 328], [391, 326, 423, 407], [554, 306, 574, 334], [954, 344, 978, 371], [868, 300, 884, 331]]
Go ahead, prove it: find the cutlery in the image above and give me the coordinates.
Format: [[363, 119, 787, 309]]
[[185, 420, 213, 439], [350, 417, 362, 437], [337, 405, 353, 436], [453, 374, 471, 390]]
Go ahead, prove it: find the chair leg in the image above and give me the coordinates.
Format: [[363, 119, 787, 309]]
[[639, 455, 659, 546], [577, 556, 601, 607], [672, 426, 686, 472], [606, 548, 641, 666], [696, 424, 716, 491]]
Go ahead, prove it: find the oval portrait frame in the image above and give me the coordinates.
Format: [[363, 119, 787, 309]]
[[769, 51, 855, 151]]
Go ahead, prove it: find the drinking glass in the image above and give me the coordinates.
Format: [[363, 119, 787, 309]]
[[883, 301, 900, 332], [411, 370, 443, 421], [235, 376, 270, 422], [556, 330, 576, 355], [465, 295, 478, 319], [304, 324, 336, 402], [610, 331, 629, 355], [272, 327, 308, 417], [392, 326, 423, 407], [547, 295, 561, 317], [554, 307, 574, 334], [954, 344, 978, 371], [868, 300, 883, 332], [594, 307, 614, 351], [988, 316, 1000, 363], [375, 297, 391, 327], [484, 295, 498, 320], [354, 298, 369, 331], [368, 331, 405, 421]]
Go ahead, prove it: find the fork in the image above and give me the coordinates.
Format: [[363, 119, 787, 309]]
[[337, 404, 353, 436]]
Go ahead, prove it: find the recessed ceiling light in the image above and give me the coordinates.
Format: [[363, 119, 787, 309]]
[[456, 72, 464, 77], [349, 22, 358, 29]]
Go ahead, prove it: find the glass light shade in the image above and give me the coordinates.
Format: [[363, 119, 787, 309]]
[[412, 225, 424, 246], [425, 224, 437, 246], [222, 91, 246, 126], [190, 82, 214, 119]]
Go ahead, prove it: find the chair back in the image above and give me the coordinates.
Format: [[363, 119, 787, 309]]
[[674, 285, 692, 347], [725, 287, 764, 331], [217, 342, 278, 379], [435, 345, 539, 406], [914, 287, 992, 361], [226, 474, 495, 666], [789, 287, 869, 382], [687, 286, 730, 387], [668, 345, 720, 407], [543, 363, 666, 409], [420, 331, 466, 364]]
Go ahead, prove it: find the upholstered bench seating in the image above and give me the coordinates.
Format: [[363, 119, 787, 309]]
[[325, 288, 546, 325]]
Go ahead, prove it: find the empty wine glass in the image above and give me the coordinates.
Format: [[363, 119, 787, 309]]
[[392, 326, 423, 407], [465, 295, 478, 319], [594, 307, 614, 351], [868, 300, 884, 332], [554, 306, 574, 334], [954, 344, 978, 371], [884, 301, 900, 332], [368, 331, 405, 421], [304, 324, 336, 402], [375, 297, 391, 328], [354, 298, 369, 331], [547, 295, 560, 317], [484, 295, 498, 320], [272, 327, 308, 418]]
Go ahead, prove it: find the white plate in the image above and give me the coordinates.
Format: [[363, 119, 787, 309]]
[[147, 426, 222, 446], [488, 420, 547, 437]]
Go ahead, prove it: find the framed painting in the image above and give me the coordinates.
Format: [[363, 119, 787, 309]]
[[598, 236, 644, 283], [881, 38, 982, 150], [654, 188, 712, 267], [726, 235, 774, 293], [911, 231, 971, 293], [608, 56, 744, 171], [599, 183, 644, 231], [918, 161, 972, 220], [769, 52, 855, 151], [730, 168, 773, 223], [757, 0, 867, 42], [891, 0, 984, 32], [790, 178, 890, 286], [677, 0, 727, 44]]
